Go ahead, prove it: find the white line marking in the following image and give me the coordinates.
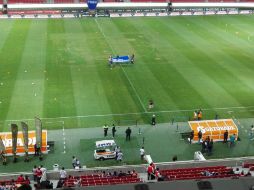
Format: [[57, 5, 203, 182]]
[[46, 121, 65, 124], [3, 105, 254, 122], [62, 121, 66, 154], [94, 19, 147, 113]]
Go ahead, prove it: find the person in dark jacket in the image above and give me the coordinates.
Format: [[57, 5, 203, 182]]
[[223, 130, 228, 143], [125, 127, 132, 141], [112, 124, 116, 138]]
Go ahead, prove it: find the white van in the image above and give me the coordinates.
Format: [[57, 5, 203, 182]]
[[94, 140, 117, 160]]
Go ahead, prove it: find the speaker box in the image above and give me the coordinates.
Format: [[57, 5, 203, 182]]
[[197, 181, 213, 190]]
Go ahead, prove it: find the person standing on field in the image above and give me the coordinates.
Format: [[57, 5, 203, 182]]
[[125, 127, 132, 141], [198, 130, 202, 144], [189, 130, 194, 144], [198, 109, 202, 120], [103, 124, 109, 137], [72, 156, 76, 168], [223, 130, 228, 143], [140, 147, 145, 160], [112, 124, 116, 138], [151, 114, 156, 127]]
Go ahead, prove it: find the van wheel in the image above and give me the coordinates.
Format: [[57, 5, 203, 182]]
[[99, 157, 105, 161]]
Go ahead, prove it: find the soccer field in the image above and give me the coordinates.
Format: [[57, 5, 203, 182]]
[[0, 15, 254, 131]]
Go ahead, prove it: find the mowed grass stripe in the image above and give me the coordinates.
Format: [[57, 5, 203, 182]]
[[5, 20, 47, 125], [188, 16, 254, 65], [63, 19, 114, 127], [0, 21, 14, 51], [152, 17, 240, 107], [156, 18, 244, 107], [43, 19, 77, 121], [203, 16, 254, 69], [183, 16, 254, 106], [0, 20, 31, 129], [97, 18, 181, 120], [129, 18, 213, 108], [111, 18, 189, 112], [94, 19, 150, 123], [76, 19, 119, 115]]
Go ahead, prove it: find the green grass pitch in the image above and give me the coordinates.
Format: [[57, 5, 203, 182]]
[[1, 15, 254, 130], [1, 15, 254, 172]]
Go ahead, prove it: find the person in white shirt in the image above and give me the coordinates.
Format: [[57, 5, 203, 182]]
[[72, 156, 76, 168], [250, 125, 254, 140], [140, 147, 145, 160], [234, 168, 241, 175], [74, 177, 81, 187], [117, 151, 123, 162], [75, 159, 81, 169], [40, 165, 47, 182], [40, 165, 47, 173], [59, 167, 67, 180]]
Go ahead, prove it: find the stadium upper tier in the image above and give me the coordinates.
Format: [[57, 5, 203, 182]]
[[1, 0, 254, 4]]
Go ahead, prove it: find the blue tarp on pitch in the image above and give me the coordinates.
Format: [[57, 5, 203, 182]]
[[112, 55, 130, 63]]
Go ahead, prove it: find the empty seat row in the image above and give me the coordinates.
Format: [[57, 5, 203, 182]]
[[161, 168, 231, 175], [160, 166, 227, 174], [243, 163, 254, 168], [65, 178, 141, 187], [7, 0, 46, 3], [168, 174, 238, 181], [8, 10, 61, 14], [64, 173, 141, 188]]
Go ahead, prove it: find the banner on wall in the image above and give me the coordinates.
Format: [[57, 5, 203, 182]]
[[0, 130, 47, 156], [11, 124, 18, 155], [21, 122, 29, 154], [35, 117, 42, 149], [0, 136, 5, 153]]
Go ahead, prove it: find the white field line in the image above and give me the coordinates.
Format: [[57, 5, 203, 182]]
[[3, 105, 254, 122], [45, 121, 66, 152], [62, 121, 66, 154], [94, 19, 147, 113]]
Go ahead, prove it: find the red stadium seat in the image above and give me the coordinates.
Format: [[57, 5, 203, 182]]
[[161, 166, 239, 181]]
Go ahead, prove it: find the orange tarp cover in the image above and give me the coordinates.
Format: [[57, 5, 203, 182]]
[[188, 119, 238, 142]]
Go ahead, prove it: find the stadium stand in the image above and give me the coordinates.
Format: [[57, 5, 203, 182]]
[[7, 0, 46, 4], [64, 174, 142, 187], [130, 0, 168, 2], [102, 0, 118, 2], [54, 0, 75, 3], [207, 0, 236, 2], [130, 0, 205, 2], [243, 163, 254, 168], [160, 166, 240, 181], [8, 10, 61, 14], [170, 0, 205, 2]]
